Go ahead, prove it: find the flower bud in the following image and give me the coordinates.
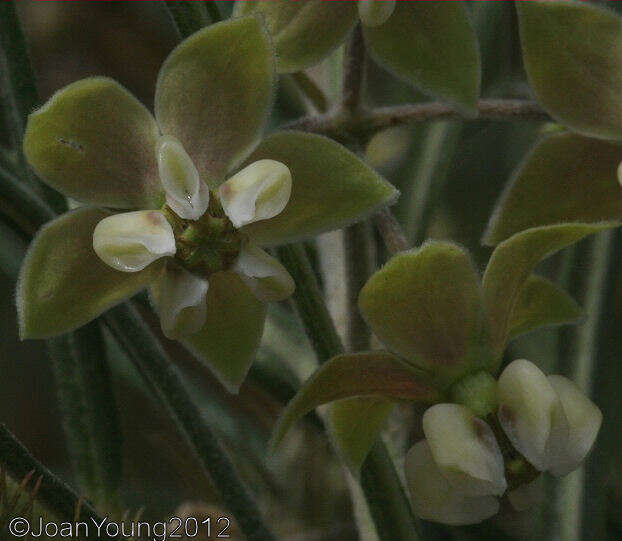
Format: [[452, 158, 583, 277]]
[[358, 0, 396, 28], [547, 375, 602, 477], [219, 160, 291, 228], [423, 404, 507, 497], [158, 136, 210, 220], [405, 440, 500, 525], [233, 243, 295, 302], [93, 210, 176, 272], [156, 264, 208, 339], [497, 359, 569, 472]]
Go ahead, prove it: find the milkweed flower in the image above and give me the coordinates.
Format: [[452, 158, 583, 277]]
[[17, 16, 397, 392]]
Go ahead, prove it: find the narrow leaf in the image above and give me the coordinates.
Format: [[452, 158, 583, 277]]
[[155, 16, 276, 185], [485, 132, 622, 245], [358, 241, 493, 386], [364, 1, 480, 115], [509, 275, 582, 339], [243, 131, 398, 246], [517, 0, 622, 140], [483, 223, 617, 363], [234, 0, 358, 73], [271, 351, 439, 449]]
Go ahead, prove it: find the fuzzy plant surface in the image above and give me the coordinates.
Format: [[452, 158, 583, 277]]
[[3, 1, 622, 540]]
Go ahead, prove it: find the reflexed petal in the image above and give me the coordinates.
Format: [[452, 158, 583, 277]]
[[155, 17, 276, 184], [219, 160, 291, 228], [18, 208, 160, 338], [547, 375, 602, 477], [359, 0, 396, 27], [423, 404, 506, 496], [154, 265, 208, 339], [497, 359, 569, 471], [507, 476, 544, 512], [182, 272, 267, 393], [405, 441, 500, 525], [233, 243, 294, 302], [23, 77, 163, 209], [93, 210, 176, 272], [158, 136, 209, 220]]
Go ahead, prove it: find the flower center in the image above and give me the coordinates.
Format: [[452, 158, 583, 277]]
[[161, 192, 243, 278]]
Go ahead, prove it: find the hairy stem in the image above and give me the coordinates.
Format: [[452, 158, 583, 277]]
[[102, 303, 275, 541], [374, 207, 410, 255], [290, 72, 329, 114], [342, 25, 365, 114]]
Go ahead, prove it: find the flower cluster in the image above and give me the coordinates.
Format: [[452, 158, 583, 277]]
[[406, 359, 601, 525]]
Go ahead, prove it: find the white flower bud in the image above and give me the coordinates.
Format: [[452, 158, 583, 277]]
[[158, 136, 210, 220], [155, 265, 208, 339], [233, 243, 295, 302], [405, 441, 500, 525], [358, 0, 396, 27], [219, 160, 292, 228], [93, 210, 176, 272], [423, 404, 507, 497], [497, 359, 569, 472], [547, 375, 602, 477]]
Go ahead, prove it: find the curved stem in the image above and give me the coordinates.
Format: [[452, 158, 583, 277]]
[[373, 207, 410, 255]]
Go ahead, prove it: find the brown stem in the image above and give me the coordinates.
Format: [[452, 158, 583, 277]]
[[374, 207, 411, 255], [342, 25, 365, 114]]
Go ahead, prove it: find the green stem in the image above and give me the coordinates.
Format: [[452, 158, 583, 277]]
[[48, 323, 122, 512], [342, 25, 365, 114], [0, 425, 119, 540], [165, 0, 210, 39], [290, 72, 329, 114], [373, 207, 410, 255], [102, 302, 276, 541], [277, 244, 421, 541], [204, 1, 223, 23], [0, 0, 67, 213]]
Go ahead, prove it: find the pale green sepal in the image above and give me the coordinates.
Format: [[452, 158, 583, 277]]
[[18, 208, 161, 339], [484, 133, 622, 245], [364, 2, 480, 115], [329, 397, 395, 472], [155, 16, 276, 186], [359, 0, 396, 27], [358, 242, 492, 386], [271, 351, 439, 450], [509, 275, 582, 340], [241, 131, 399, 246], [517, 0, 622, 141], [483, 223, 617, 362], [234, 0, 358, 73], [181, 271, 267, 393], [405, 441, 500, 525], [23, 77, 163, 209]]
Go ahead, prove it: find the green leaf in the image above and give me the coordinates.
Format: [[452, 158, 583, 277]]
[[18, 207, 161, 339], [509, 275, 582, 339], [364, 1, 480, 115], [517, 0, 622, 140], [330, 397, 395, 472], [271, 351, 438, 449], [358, 242, 492, 386], [181, 271, 267, 393], [23, 78, 162, 210], [484, 132, 622, 245], [234, 0, 358, 73], [242, 131, 398, 246], [483, 223, 617, 363], [155, 16, 275, 185]]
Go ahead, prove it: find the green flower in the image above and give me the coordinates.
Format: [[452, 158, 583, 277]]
[[17, 16, 397, 392]]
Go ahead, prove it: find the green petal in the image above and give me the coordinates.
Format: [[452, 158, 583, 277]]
[[364, 1, 480, 115], [241, 131, 398, 246], [18, 207, 160, 339], [358, 242, 492, 386], [234, 0, 358, 73], [271, 351, 438, 449], [484, 132, 622, 245], [155, 17, 276, 186], [181, 271, 267, 393], [517, 0, 622, 140], [483, 223, 617, 363], [23, 78, 163, 209], [509, 275, 582, 340], [329, 397, 395, 472]]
